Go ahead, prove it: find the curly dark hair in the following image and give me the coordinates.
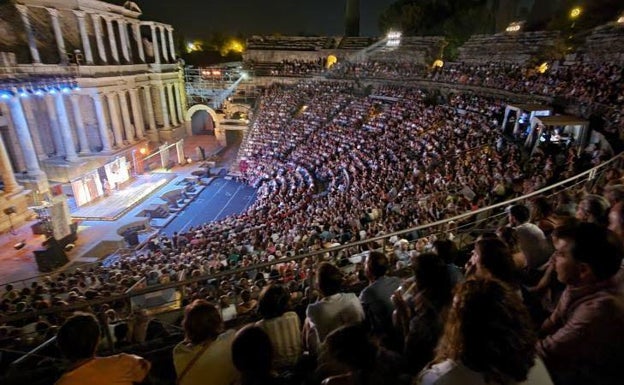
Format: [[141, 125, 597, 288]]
[[435, 278, 537, 383]]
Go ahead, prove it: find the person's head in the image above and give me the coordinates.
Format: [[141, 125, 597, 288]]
[[552, 222, 623, 286], [324, 324, 377, 372], [231, 325, 273, 378], [508, 204, 530, 226], [608, 202, 624, 241], [365, 251, 390, 281], [530, 196, 553, 221], [56, 313, 100, 361], [182, 299, 223, 344], [412, 252, 453, 306], [316, 262, 343, 297], [257, 284, 290, 319], [471, 238, 517, 284], [496, 226, 520, 253], [604, 184, 624, 207], [576, 194, 610, 225], [433, 239, 458, 265], [435, 279, 537, 383]]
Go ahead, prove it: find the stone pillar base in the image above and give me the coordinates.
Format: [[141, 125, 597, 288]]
[[0, 190, 35, 234], [158, 129, 174, 143]]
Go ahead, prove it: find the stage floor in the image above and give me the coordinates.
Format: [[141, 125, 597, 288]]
[[70, 173, 177, 221]]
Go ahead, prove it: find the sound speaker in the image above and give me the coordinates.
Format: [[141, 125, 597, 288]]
[[3, 206, 17, 215], [34, 238, 69, 272]]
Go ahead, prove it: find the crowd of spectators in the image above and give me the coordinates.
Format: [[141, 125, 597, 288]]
[[1, 50, 623, 384]]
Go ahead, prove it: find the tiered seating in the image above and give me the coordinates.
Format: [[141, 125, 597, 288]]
[[369, 36, 446, 64], [579, 23, 624, 64], [458, 31, 561, 64], [246, 36, 333, 51], [336, 36, 378, 50]]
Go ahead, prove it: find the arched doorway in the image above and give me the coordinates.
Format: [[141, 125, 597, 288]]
[[186, 104, 219, 135]]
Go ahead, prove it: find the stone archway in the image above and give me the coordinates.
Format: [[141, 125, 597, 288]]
[[186, 104, 220, 136], [186, 104, 226, 145]]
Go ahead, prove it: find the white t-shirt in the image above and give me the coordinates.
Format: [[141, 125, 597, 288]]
[[305, 292, 365, 343], [417, 357, 553, 385]]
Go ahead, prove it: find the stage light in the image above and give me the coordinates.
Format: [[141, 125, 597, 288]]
[[139, 147, 147, 155], [432, 59, 444, 69], [570, 7, 582, 19], [538, 62, 549, 74], [34, 88, 44, 96], [506, 21, 523, 32], [617, 15, 624, 24], [0, 90, 13, 99], [61, 85, 72, 93], [18, 88, 29, 97], [72, 81, 80, 90]]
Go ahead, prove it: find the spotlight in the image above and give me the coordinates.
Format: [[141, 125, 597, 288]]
[[18, 88, 29, 97], [0, 90, 13, 99], [61, 85, 71, 93], [71, 81, 80, 90], [34, 88, 44, 96]]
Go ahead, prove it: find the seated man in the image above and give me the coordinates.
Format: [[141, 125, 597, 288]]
[[56, 312, 151, 385], [537, 222, 624, 385], [304, 262, 365, 354], [359, 251, 402, 349]]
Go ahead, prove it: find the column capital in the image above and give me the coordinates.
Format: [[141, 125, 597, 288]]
[[46, 8, 59, 17], [15, 4, 29, 15], [73, 9, 86, 18]]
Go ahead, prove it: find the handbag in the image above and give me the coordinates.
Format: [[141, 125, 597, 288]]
[[176, 342, 211, 385]]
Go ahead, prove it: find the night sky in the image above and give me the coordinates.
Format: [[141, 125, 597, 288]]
[[131, 0, 397, 39]]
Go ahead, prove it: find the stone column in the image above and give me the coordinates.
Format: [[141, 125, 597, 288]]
[[5, 96, 42, 175], [16, 5, 41, 64], [21, 98, 47, 160], [105, 92, 124, 147], [92, 93, 113, 152], [166, 84, 178, 126], [47, 8, 67, 64], [117, 18, 130, 63], [149, 24, 160, 65], [53, 93, 78, 162], [104, 17, 120, 63], [118, 91, 135, 143], [73, 10, 94, 65], [174, 82, 185, 123], [44, 94, 65, 157], [158, 84, 170, 129], [0, 133, 19, 193], [129, 88, 145, 139], [159, 25, 169, 62], [92, 14, 108, 63], [167, 27, 176, 61], [132, 22, 145, 63], [70, 95, 91, 154], [142, 85, 156, 130]]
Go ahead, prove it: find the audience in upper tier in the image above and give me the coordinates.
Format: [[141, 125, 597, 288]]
[[2, 43, 624, 385]]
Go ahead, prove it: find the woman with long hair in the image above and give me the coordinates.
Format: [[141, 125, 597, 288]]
[[417, 279, 552, 385]]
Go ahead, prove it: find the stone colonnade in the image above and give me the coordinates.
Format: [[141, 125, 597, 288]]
[[0, 79, 186, 193], [16, 4, 176, 65]]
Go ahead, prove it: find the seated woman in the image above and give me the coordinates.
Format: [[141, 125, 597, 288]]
[[173, 299, 239, 385], [255, 284, 302, 370], [392, 253, 454, 374], [416, 279, 553, 385]]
